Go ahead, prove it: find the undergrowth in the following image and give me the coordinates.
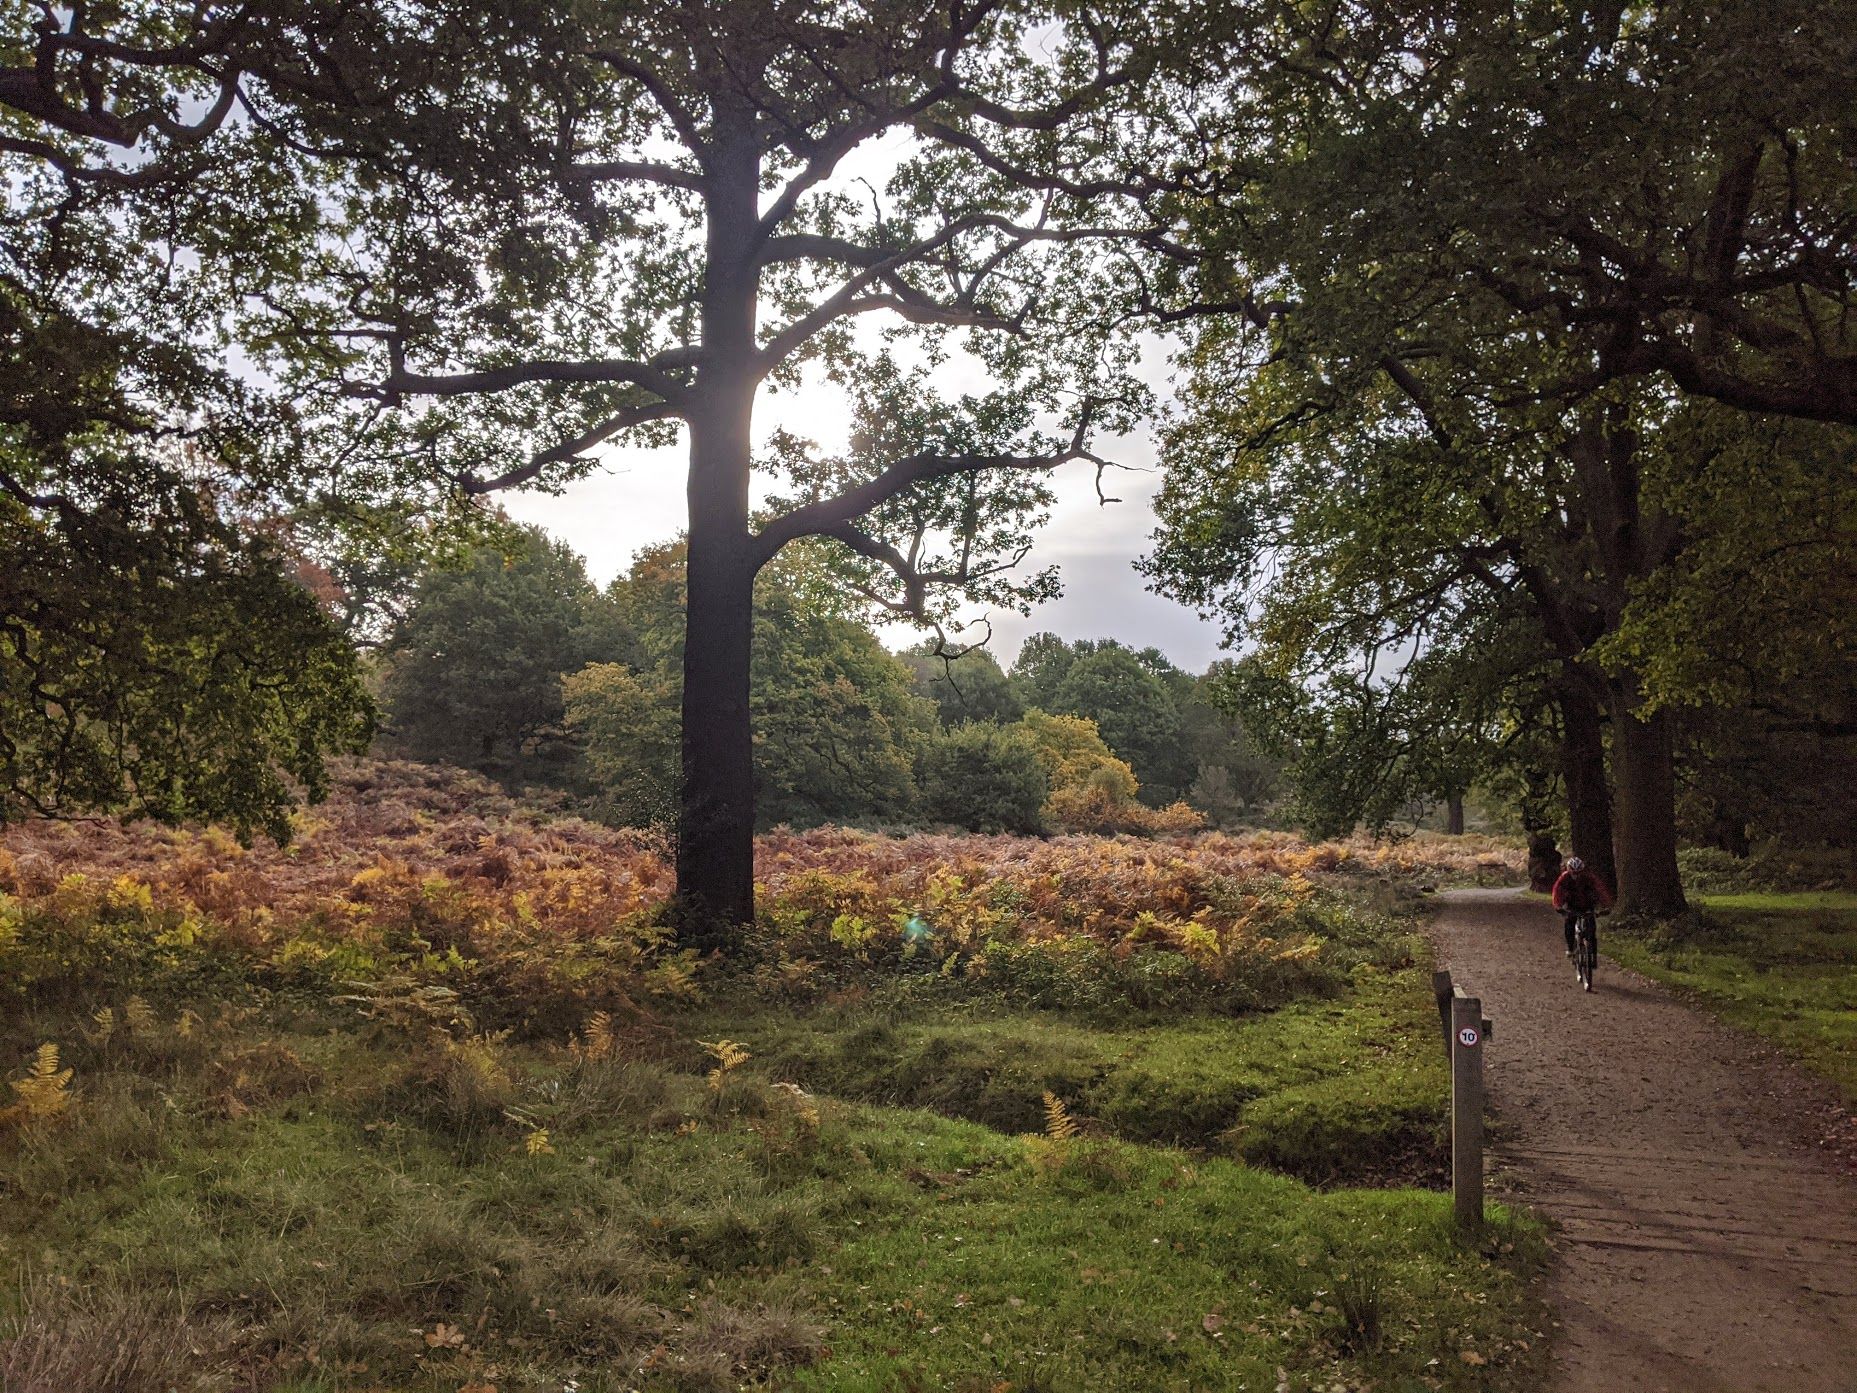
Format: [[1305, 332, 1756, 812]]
[[0, 994, 1545, 1392], [0, 760, 1545, 1390]]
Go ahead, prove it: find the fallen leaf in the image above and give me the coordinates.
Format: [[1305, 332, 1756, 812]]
[[1201, 1313, 1224, 1334], [1460, 1350, 1487, 1366]]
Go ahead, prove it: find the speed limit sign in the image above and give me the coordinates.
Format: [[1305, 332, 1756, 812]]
[[1458, 1025, 1481, 1048]]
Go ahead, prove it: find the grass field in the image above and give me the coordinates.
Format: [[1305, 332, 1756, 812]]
[[0, 762, 1547, 1391], [0, 979, 1546, 1392], [1608, 892, 1857, 1103]]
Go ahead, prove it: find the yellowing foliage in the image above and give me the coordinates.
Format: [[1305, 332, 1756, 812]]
[[1042, 1091, 1080, 1142], [4, 1042, 73, 1127], [570, 1009, 618, 1062], [700, 1039, 751, 1092], [0, 758, 1522, 1031]]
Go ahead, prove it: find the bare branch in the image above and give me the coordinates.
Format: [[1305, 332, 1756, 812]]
[[569, 158, 703, 191], [456, 398, 684, 495], [751, 400, 1115, 565], [587, 48, 705, 152], [755, 214, 1149, 370], [353, 347, 693, 407]]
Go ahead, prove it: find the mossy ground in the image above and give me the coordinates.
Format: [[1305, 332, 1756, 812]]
[[1609, 891, 1857, 1103], [703, 964, 1447, 1188]]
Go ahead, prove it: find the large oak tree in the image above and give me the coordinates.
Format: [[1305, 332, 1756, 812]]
[[227, 1, 1194, 941]]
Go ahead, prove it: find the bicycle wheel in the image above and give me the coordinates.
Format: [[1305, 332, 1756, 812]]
[[1578, 918, 1598, 992]]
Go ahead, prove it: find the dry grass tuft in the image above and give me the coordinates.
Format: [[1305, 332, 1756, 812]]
[[0, 1281, 238, 1393]]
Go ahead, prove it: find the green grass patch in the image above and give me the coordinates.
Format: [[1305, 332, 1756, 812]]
[[1674, 845, 1857, 896], [0, 1008, 1544, 1393], [1609, 892, 1857, 1103], [1683, 891, 1857, 914], [0, 969, 1544, 1392], [704, 963, 1447, 1187], [0, 857, 1548, 1391]]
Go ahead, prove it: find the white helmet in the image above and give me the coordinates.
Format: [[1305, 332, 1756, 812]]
[[1566, 856, 1585, 872]]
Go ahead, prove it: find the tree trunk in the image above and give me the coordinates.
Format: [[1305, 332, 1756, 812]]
[[671, 111, 762, 949], [1558, 681, 1618, 894], [1445, 792, 1465, 835], [675, 500, 757, 945], [1610, 677, 1688, 917]]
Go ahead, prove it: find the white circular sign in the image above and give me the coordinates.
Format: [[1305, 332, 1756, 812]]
[[1458, 1026, 1481, 1048]]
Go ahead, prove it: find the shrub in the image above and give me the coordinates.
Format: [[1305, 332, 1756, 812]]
[[0, 758, 1517, 1032], [1676, 843, 1857, 894], [917, 722, 1048, 833]]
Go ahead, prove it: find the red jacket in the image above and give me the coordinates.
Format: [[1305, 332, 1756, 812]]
[[1551, 867, 1614, 913]]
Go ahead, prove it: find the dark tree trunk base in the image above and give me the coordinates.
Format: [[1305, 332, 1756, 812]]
[[1559, 680, 1618, 895], [1611, 680, 1688, 918]]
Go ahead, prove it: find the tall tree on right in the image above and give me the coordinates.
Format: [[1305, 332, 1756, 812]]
[[1143, 0, 1857, 916]]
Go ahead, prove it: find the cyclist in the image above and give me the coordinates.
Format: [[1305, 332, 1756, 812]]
[[1550, 855, 1614, 964]]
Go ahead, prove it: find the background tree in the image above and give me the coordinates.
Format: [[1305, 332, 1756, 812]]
[[1050, 643, 1188, 804], [381, 527, 627, 772], [1140, 0, 1857, 913], [1179, 662, 1282, 825], [569, 541, 934, 831], [563, 662, 681, 831], [0, 3, 507, 835], [917, 722, 1048, 834], [1009, 632, 1083, 713], [0, 470, 373, 842], [0, 6, 381, 838], [1007, 636, 1192, 802], [903, 645, 1025, 728]]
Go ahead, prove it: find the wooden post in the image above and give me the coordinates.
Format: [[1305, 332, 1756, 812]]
[[1450, 991, 1485, 1231], [1432, 970, 1454, 1062]]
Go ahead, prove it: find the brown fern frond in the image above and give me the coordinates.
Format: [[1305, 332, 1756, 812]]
[[1042, 1091, 1078, 1141], [699, 1038, 751, 1092], [123, 995, 156, 1033], [571, 1010, 617, 1062], [11, 1042, 74, 1121]]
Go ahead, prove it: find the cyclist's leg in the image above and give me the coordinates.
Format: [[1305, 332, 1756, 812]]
[[1563, 911, 1576, 956]]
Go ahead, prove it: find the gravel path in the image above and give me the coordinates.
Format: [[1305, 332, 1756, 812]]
[[1431, 888, 1857, 1393]]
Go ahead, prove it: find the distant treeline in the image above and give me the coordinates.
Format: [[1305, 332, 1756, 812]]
[[373, 527, 1281, 835]]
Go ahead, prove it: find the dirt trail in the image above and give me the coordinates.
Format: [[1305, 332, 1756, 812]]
[[1431, 889, 1857, 1393]]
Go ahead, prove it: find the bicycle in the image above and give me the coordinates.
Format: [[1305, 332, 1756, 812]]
[[1569, 908, 1605, 992]]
